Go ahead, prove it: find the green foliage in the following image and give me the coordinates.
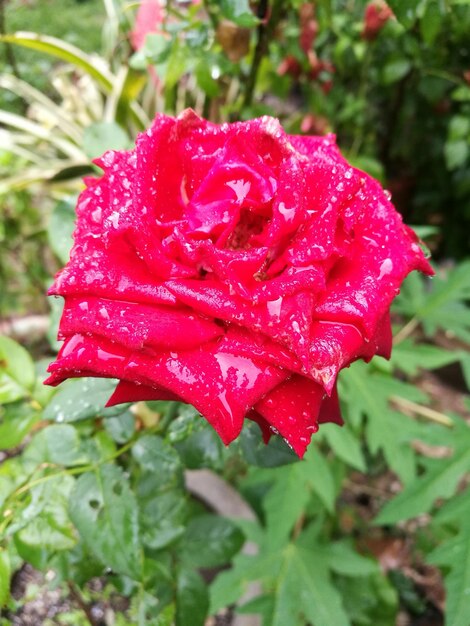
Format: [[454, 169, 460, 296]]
[[180, 515, 244, 568], [69, 465, 142, 580], [175, 569, 209, 626], [43, 378, 129, 423], [47, 199, 76, 265], [395, 263, 470, 343], [376, 419, 470, 524], [1, 1, 470, 624], [0, 549, 10, 607], [0, 336, 35, 403]]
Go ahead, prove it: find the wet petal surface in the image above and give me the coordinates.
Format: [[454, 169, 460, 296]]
[[47, 110, 433, 457]]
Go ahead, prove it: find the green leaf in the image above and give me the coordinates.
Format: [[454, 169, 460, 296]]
[[49, 164, 95, 182], [0, 110, 84, 161], [0, 403, 40, 451], [180, 515, 244, 568], [210, 552, 281, 613], [444, 140, 469, 170], [411, 225, 440, 239], [69, 464, 142, 580], [263, 464, 311, 549], [420, 0, 443, 44], [8, 475, 76, 548], [141, 33, 173, 65], [390, 340, 459, 377], [325, 541, 380, 577], [237, 594, 274, 623], [104, 412, 135, 444], [429, 522, 470, 626], [346, 154, 385, 182], [0, 550, 10, 607], [460, 353, 470, 391], [84, 431, 117, 464], [132, 434, 182, 476], [301, 446, 337, 513], [335, 572, 398, 626], [220, 0, 259, 27], [320, 423, 366, 471], [433, 487, 470, 525], [0, 73, 83, 143], [174, 425, 224, 469], [134, 441, 186, 550], [239, 422, 298, 467], [43, 378, 128, 422], [195, 62, 220, 98], [165, 39, 188, 90], [271, 546, 307, 626], [175, 569, 209, 626], [449, 115, 470, 140], [24, 424, 86, 467], [375, 423, 470, 524], [386, 0, 421, 26], [47, 199, 76, 264], [396, 263, 470, 343], [0, 336, 35, 403], [16, 476, 77, 552], [0, 457, 24, 510], [340, 362, 424, 484], [47, 293, 64, 352], [271, 544, 350, 626], [0, 32, 114, 92], [382, 59, 411, 85], [83, 122, 130, 159]]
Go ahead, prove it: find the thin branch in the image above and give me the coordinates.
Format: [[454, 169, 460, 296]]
[[391, 395, 454, 428], [0, 0, 20, 78], [393, 317, 420, 345], [67, 581, 101, 626], [243, 0, 285, 109]]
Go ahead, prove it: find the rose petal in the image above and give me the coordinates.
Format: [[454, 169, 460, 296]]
[[59, 296, 223, 350], [254, 375, 326, 458], [247, 410, 273, 444], [107, 380, 181, 404], [166, 278, 316, 365], [318, 384, 343, 425], [315, 177, 433, 337], [47, 333, 287, 445]]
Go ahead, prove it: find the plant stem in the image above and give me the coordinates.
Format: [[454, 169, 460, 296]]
[[243, 0, 285, 109], [67, 581, 101, 626], [391, 395, 454, 427], [393, 317, 419, 345], [202, 0, 218, 31], [349, 46, 373, 156], [0, 0, 20, 78]]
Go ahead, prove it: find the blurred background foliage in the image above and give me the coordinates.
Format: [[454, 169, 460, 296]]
[[0, 1, 469, 625]]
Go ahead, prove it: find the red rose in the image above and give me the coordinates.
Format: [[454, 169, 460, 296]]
[[362, 1, 394, 41], [277, 55, 303, 79], [130, 0, 164, 51], [46, 110, 432, 457]]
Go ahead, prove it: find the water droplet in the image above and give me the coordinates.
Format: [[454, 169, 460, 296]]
[[226, 179, 251, 203], [378, 258, 393, 280], [267, 296, 283, 319], [278, 202, 295, 222], [99, 306, 110, 320], [108, 211, 120, 229]]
